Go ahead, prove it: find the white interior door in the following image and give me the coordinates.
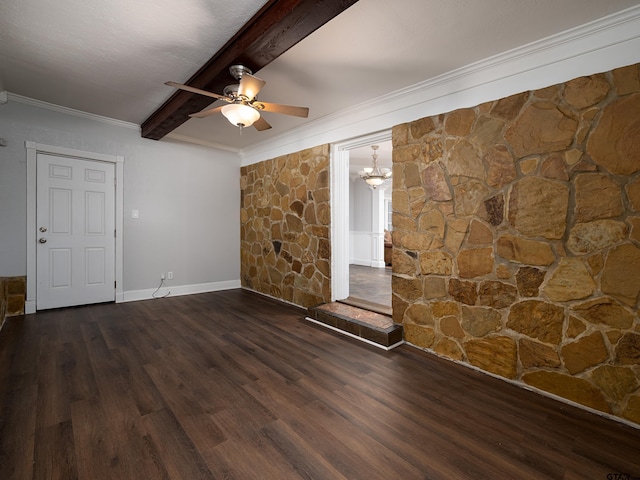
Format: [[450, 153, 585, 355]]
[[36, 153, 116, 310]]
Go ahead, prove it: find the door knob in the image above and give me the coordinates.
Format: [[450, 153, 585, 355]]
[[39, 238, 47, 244], [39, 226, 47, 232]]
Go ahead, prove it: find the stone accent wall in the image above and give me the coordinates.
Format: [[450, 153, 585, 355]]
[[392, 63, 640, 426], [0, 276, 26, 328], [240, 145, 331, 307]]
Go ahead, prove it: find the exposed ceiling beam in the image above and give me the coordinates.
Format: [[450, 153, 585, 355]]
[[141, 0, 359, 140]]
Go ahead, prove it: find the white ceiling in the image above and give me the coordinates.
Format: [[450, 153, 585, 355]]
[[2, 0, 640, 155]]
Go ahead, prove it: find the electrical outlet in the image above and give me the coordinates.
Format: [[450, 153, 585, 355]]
[[167, 271, 174, 280], [160, 273, 165, 280]]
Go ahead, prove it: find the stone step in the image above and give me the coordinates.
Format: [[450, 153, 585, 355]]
[[306, 302, 403, 350]]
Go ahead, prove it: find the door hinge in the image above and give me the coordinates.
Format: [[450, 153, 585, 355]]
[[114, 281, 117, 288], [114, 229, 117, 238]]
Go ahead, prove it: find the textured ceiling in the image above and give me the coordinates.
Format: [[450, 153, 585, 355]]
[[1, 0, 640, 152]]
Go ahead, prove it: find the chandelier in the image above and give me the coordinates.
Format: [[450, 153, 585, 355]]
[[358, 145, 392, 188]]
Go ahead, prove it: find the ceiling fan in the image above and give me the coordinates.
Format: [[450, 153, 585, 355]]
[[165, 65, 309, 131]]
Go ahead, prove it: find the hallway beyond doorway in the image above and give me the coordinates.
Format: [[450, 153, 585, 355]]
[[347, 264, 391, 313]]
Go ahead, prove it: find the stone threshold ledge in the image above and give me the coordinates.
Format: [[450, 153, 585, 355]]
[[306, 302, 404, 350]]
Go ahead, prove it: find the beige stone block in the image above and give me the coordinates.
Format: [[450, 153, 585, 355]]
[[420, 251, 453, 275], [544, 258, 595, 302], [508, 177, 569, 240], [467, 220, 493, 245], [392, 249, 418, 276], [505, 102, 577, 158], [561, 332, 609, 375], [465, 336, 517, 379], [423, 276, 447, 300], [484, 144, 516, 189], [444, 219, 468, 254], [540, 154, 569, 181], [587, 94, 640, 175], [392, 294, 409, 325], [591, 365, 639, 403], [457, 248, 494, 279], [491, 92, 528, 120], [392, 190, 410, 216], [622, 395, 640, 424], [461, 306, 501, 337], [421, 162, 451, 201], [567, 220, 628, 255], [477, 280, 517, 309], [401, 232, 436, 251], [394, 144, 422, 163], [629, 217, 640, 243], [601, 243, 640, 306], [563, 74, 610, 109], [519, 338, 561, 369], [627, 177, 640, 212], [574, 174, 623, 223], [430, 301, 459, 318], [566, 316, 587, 339], [612, 64, 640, 95], [496, 264, 511, 279], [533, 85, 560, 99], [434, 338, 465, 361], [515, 266, 545, 297], [572, 297, 635, 329], [522, 371, 612, 413], [507, 300, 564, 345], [469, 116, 505, 150], [454, 179, 491, 217], [615, 333, 640, 365], [448, 279, 477, 306], [445, 108, 475, 136], [519, 158, 538, 174], [418, 209, 445, 238], [392, 123, 409, 146], [440, 316, 465, 339], [404, 303, 434, 326], [496, 234, 555, 266], [410, 117, 436, 139], [478, 194, 504, 227], [448, 139, 485, 179], [403, 323, 435, 349], [564, 148, 583, 166], [393, 275, 423, 302]]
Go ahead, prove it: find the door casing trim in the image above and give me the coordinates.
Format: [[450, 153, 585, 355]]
[[26, 141, 124, 313]]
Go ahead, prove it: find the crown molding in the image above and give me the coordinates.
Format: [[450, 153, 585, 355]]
[[7, 93, 140, 131], [240, 4, 640, 166]]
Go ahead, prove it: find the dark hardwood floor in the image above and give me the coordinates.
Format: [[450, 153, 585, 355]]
[[1, 289, 639, 479]]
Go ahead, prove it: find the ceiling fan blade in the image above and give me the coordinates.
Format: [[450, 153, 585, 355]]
[[253, 116, 272, 131], [189, 105, 224, 118], [238, 73, 266, 100], [257, 102, 309, 118], [165, 81, 228, 101]]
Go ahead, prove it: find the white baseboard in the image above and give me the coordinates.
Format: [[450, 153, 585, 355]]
[[120, 279, 241, 303]]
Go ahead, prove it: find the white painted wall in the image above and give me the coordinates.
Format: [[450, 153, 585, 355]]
[[0, 100, 240, 301]]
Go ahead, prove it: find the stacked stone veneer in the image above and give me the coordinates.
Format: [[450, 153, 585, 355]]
[[0, 276, 26, 329], [240, 145, 331, 307], [391, 63, 640, 425]]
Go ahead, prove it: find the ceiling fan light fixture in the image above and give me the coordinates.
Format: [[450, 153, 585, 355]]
[[221, 103, 260, 128]]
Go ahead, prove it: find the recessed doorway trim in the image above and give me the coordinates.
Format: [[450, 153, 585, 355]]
[[25, 141, 124, 313], [330, 130, 392, 301]]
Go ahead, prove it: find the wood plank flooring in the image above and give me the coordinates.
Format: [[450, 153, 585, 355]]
[[1, 289, 639, 479]]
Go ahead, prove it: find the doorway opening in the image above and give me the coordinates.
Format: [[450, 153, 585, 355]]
[[330, 130, 392, 315]]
